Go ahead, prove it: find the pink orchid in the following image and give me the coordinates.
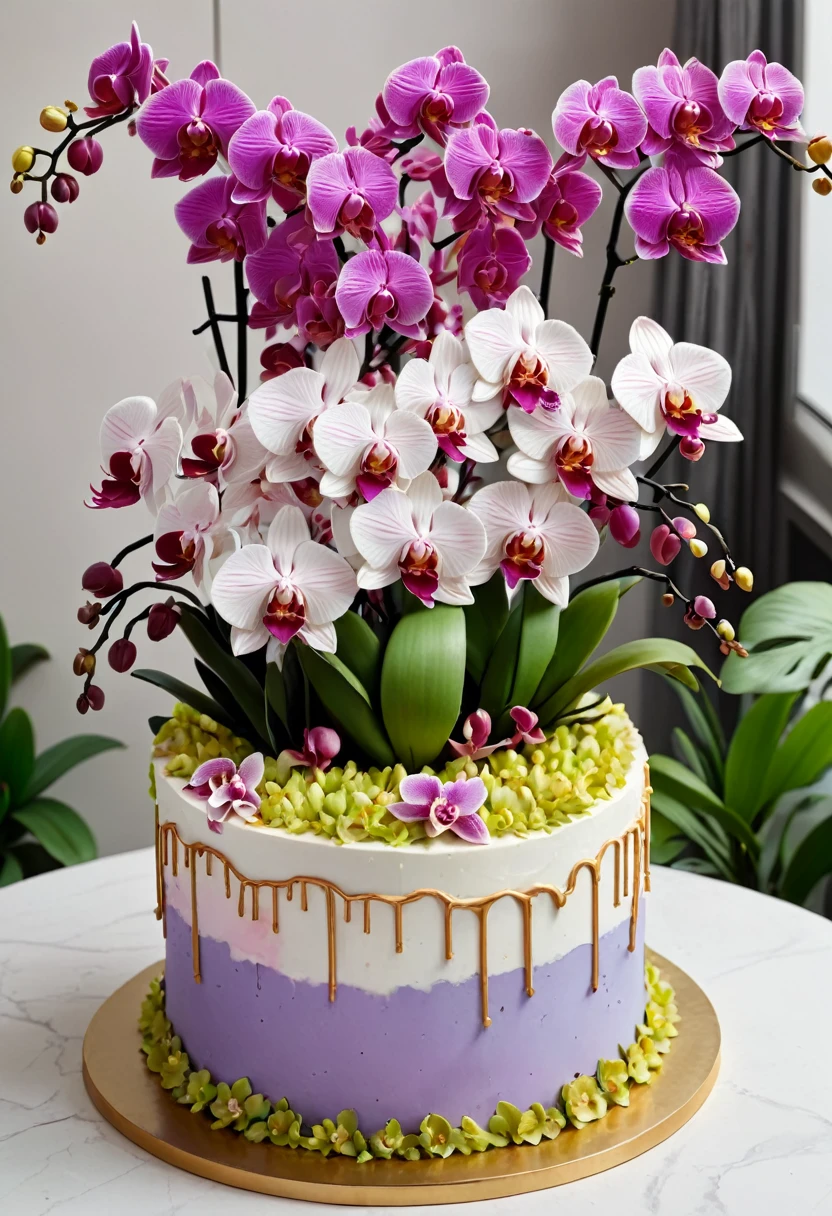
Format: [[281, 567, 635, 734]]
[[246, 214, 339, 331], [508, 706, 546, 746], [457, 221, 531, 310], [174, 174, 267, 264], [152, 480, 225, 586], [389, 773, 489, 844], [396, 190, 440, 252], [228, 96, 338, 208], [399, 146, 443, 180], [180, 372, 267, 487], [516, 152, 603, 256], [469, 480, 599, 604], [441, 122, 553, 230], [88, 385, 185, 511], [718, 50, 804, 141], [345, 102, 398, 162], [553, 76, 647, 169], [184, 754, 265, 834], [382, 47, 489, 145], [335, 248, 434, 340], [650, 524, 681, 565], [259, 343, 306, 381], [449, 709, 498, 759], [136, 60, 255, 181], [277, 727, 341, 777], [634, 50, 736, 167], [306, 147, 398, 242], [85, 22, 154, 118], [296, 280, 345, 350], [625, 164, 740, 263]]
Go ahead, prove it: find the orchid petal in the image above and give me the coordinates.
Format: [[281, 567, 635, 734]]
[[534, 319, 593, 392], [405, 469, 443, 533], [611, 352, 664, 432], [628, 316, 674, 373], [238, 752, 265, 790], [190, 757, 235, 786], [388, 800, 431, 822], [464, 307, 522, 385], [451, 810, 489, 843], [136, 79, 202, 158], [668, 341, 732, 412], [248, 367, 326, 454], [538, 501, 600, 576], [211, 545, 277, 630], [505, 284, 545, 340], [321, 337, 360, 404], [429, 330, 466, 390], [99, 396, 156, 462], [395, 357, 438, 415], [505, 452, 552, 483], [429, 501, 487, 576], [290, 539, 357, 624], [144, 417, 184, 496], [444, 775, 487, 815], [703, 413, 743, 441], [591, 466, 639, 500], [313, 402, 375, 476], [351, 489, 418, 569], [266, 504, 310, 574], [230, 624, 269, 655], [399, 773, 443, 805], [298, 618, 338, 654], [382, 410, 438, 478]]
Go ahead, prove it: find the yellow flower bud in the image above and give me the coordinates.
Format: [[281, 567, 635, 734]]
[[689, 539, 708, 558], [716, 619, 735, 642], [710, 559, 726, 579], [693, 502, 710, 523], [735, 566, 754, 592], [812, 177, 832, 197], [808, 135, 832, 165], [11, 145, 34, 173], [64, 99, 79, 113], [40, 106, 68, 132]]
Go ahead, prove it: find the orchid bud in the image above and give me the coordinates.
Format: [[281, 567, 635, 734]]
[[679, 436, 705, 462], [64, 99, 78, 113], [23, 201, 58, 243], [672, 516, 697, 540], [51, 172, 79, 203], [86, 684, 105, 711], [693, 595, 716, 620], [812, 177, 832, 197], [661, 592, 675, 607], [609, 504, 640, 548], [10, 175, 24, 194], [147, 598, 180, 641], [108, 637, 137, 672], [710, 559, 731, 590], [73, 648, 95, 676], [260, 342, 305, 381], [693, 502, 711, 523], [82, 561, 123, 598], [11, 145, 34, 173], [76, 693, 90, 715], [735, 566, 754, 592], [40, 106, 68, 132], [649, 524, 681, 565], [808, 135, 832, 165], [716, 619, 735, 641], [77, 600, 102, 627], [683, 606, 705, 630], [67, 137, 104, 176], [689, 539, 708, 558]]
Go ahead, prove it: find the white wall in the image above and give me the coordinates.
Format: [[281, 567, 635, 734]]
[[1, 0, 673, 856]]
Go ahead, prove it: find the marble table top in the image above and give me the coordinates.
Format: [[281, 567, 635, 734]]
[[1, 849, 831, 1214]]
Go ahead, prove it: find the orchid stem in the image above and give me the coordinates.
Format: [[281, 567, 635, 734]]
[[99, 581, 204, 618], [431, 230, 464, 251], [200, 277, 232, 383], [644, 434, 681, 480], [398, 172, 410, 208], [589, 164, 648, 365], [234, 259, 248, 402], [111, 533, 153, 569], [763, 136, 832, 180], [570, 566, 724, 643], [538, 235, 556, 318]]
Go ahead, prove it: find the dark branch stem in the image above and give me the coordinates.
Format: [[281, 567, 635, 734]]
[[644, 434, 681, 480], [122, 606, 152, 639], [192, 314, 239, 335], [398, 172, 410, 209], [391, 134, 424, 163], [110, 533, 153, 569], [98, 580, 204, 619], [200, 276, 232, 383], [333, 236, 350, 264], [570, 566, 724, 641], [763, 136, 832, 179], [538, 235, 556, 318], [431, 230, 464, 251], [637, 475, 736, 567], [721, 133, 765, 158], [589, 165, 648, 364], [22, 106, 134, 183], [234, 259, 249, 402]]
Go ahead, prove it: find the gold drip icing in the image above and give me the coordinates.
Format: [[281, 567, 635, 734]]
[[157, 769, 652, 1029]]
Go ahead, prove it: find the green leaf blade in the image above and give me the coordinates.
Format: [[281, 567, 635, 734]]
[[649, 753, 759, 856], [297, 647, 394, 768], [780, 803, 832, 905], [0, 615, 10, 723], [463, 573, 510, 684], [25, 735, 124, 802], [722, 582, 832, 694], [334, 612, 381, 701], [533, 581, 621, 709], [177, 609, 270, 746], [762, 702, 832, 811], [131, 670, 228, 726], [10, 643, 50, 684], [0, 707, 35, 809], [12, 798, 97, 866], [723, 693, 797, 822]]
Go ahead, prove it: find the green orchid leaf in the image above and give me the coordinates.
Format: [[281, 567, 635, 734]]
[[131, 670, 228, 725], [671, 728, 712, 787], [10, 643, 50, 684], [381, 605, 466, 770], [761, 702, 832, 812], [664, 678, 726, 780], [650, 788, 736, 881], [0, 707, 35, 809], [0, 851, 23, 886], [297, 646, 394, 767], [24, 734, 124, 802], [9, 841, 62, 879], [194, 660, 246, 729], [334, 611, 382, 701], [177, 608, 270, 745], [780, 802, 832, 905], [265, 661, 288, 731], [148, 716, 168, 736], [11, 798, 97, 866], [480, 584, 560, 730], [533, 581, 621, 709], [721, 582, 832, 694], [648, 808, 687, 865], [650, 754, 758, 856], [463, 573, 509, 684], [723, 693, 797, 822], [0, 615, 10, 723]]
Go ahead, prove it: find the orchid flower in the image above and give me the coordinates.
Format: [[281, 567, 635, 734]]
[[247, 337, 360, 483], [210, 504, 357, 667], [509, 706, 546, 746], [228, 96, 338, 208], [152, 479, 228, 586], [449, 709, 499, 759], [382, 47, 489, 144], [516, 152, 603, 255], [468, 480, 599, 604], [388, 773, 489, 844], [334, 248, 434, 339], [441, 122, 553, 229], [85, 22, 154, 118], [625, 165, 740, 263], [179, 372, 267, 487], [221, 476, 312, 539], [718, 50, 804, 141], [507, 376, 642, 501], [553, 76, 647, 168], [633, 50, 736, 167], [184, 754, 265, 834], [349, 471, 487, 607], [394, 331, 501, 463], [456, 221, 531, 309], [88, 384, 185, 511], [174, 174, 267, 263], [306, 147, 398, 242], [136, 60, 255, 180], [313, 385, 437, 501], [296, 280, 345, 350], [611, 317, 740, 459], [246, 213, 339, 331], [277, 727, 341, 781], [464, 285, 592, 413]]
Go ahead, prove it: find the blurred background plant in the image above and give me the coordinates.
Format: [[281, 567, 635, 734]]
[[0, 613, 123, 885], [650, 581, 832, 916]]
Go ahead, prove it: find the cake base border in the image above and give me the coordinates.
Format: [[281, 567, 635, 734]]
[[82, 949, 719, 1205]]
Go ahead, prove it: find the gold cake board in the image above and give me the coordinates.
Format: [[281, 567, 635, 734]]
[[83, 950, 719, 1205]]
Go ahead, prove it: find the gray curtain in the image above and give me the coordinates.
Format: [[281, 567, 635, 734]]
[[643, 0, 804, 751]]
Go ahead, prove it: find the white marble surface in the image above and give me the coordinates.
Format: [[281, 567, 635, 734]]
[[1, 852, 831, 1214]]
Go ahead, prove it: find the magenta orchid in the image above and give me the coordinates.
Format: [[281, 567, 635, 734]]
[[174, 174, 267, 264], [278, 727, 341, 778], [184, 754, 265, 834], [88, 385, 185, 511], [634, 50, 736, 167], [441, 122, 553, 230], [449, 709, 498, 759], [457, 221, 531, 309], [382, 47, 489, 144], [85, 22, 154, 118], [718, 50, 804, 141], [227, 96, 337, 208], [306, 147, 398, 242], [296, 280, 345, 350], [625, 164, 740, 263], [334, 248, 434, 339], [136, 60, 255, 181], [553, 76, 647, 168], [246, 213, 339, 331], [508, 706, 546, 746], [389, 773, 489, 844], [516, 153, 602, 256]]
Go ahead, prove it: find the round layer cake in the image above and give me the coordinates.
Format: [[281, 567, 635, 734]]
[[154, 740, 649, 1132]]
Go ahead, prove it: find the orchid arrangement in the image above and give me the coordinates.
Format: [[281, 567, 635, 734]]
[[13, 26, 831, 813]]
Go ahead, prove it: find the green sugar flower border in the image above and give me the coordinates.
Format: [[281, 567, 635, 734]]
[[150, 702, 638, 847], [139, 963, 678, 1162]]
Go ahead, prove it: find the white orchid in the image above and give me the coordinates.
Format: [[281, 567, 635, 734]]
[[507, 376, 642, 502], [153, 480, 234, 589], [464, 285, 592, 413], [247, 338, 360, 483], [210, 504, 357, 667], [350, 472, 487, 607], [89, 382, 185, 512], [468, 480, 599, 605], [611, 317, 741, 459], [394, 331, 502, 463], [313, 383, 437, 501], [180, 371, 267, 488]]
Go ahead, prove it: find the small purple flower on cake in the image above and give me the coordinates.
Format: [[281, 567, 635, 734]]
[[184, 754, 265, 833], [389, 774, 489, 844], [278, 727, 341, 776]]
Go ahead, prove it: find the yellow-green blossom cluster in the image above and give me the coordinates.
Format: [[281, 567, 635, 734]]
[[152, 703, 637, 847], [139, 963, 677, 1161]]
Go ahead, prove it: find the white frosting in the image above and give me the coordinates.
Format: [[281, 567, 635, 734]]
[[157, 744, 647, 996]]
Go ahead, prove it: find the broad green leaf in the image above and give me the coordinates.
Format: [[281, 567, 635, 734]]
[[665, 678, 725, 781], [0, 616, 10, 723], [463, 573, 509, 684], [650, 753, 758, 856], [721, 582, 832, 694], [381, 605, 466, 770], [723, 693, 797, 822], [297, 646, 394, 767], [481, 584, 560, 730], [10, 643, 49, 684], [780, 803, 832, 905], [649, 808, 687, 865], [177, 609, 270, 745], [671, 728, 711, 787], [762, 702, 832, 811], [334, 611, 382, 700], [533, 581, 621, 709], [265, 662, 288, 730], [644, 661, 700, 691], [25, 734, 124, 801], [12, 798, 97, 866], [0, 851, 23, 886], [194, 660, 247, 731], [538, 638, 716, 725], [0, 707, 35, 809], [651, 789, 736, 881], [131, 670, 228, 725], [479, 597, 522, 718], [10, 842, 62, 879]]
